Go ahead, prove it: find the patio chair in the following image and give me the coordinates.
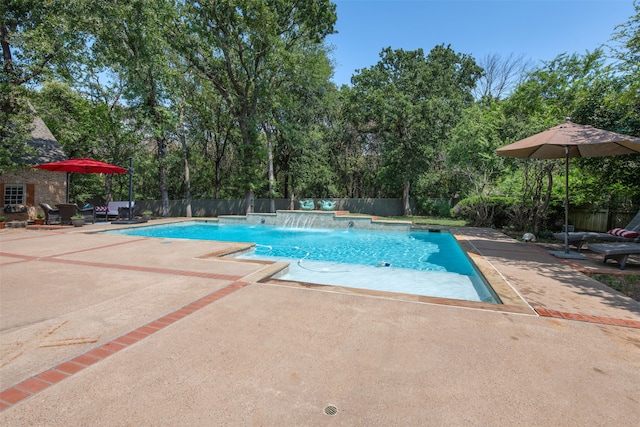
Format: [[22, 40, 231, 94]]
[[95, 205, 108, 222], [77, 204, 95, 224], [588, 242, 640, 270], [39, 203, 61, 225], [553, 210, 640, 251], [55, 203, 78, 225]]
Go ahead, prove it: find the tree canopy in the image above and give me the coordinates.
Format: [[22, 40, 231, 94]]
[[2, 0, 638, 230]]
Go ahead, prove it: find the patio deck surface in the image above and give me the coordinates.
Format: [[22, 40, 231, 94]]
[[0, 220, 638, 426]]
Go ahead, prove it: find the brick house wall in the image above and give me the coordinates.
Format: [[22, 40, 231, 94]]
[[1, 110, 67, 222], [1, 168, 66, 221]]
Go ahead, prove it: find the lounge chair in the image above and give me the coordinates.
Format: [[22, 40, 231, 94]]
[[97, 201, 135, 221], [39, 203, 61, 225], [588, 242, 640, 270], [553, 210, 640, 251]]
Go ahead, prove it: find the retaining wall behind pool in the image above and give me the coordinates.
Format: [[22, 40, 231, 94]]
[[219, 210, 411, 231]]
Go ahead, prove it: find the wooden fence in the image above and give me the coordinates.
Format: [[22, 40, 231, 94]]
[[571, 209, 637, 232]]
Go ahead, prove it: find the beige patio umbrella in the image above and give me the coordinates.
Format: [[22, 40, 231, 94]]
[[496, 119, 640, 258]]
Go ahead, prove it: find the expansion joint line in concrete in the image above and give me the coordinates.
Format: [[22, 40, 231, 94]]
[[535, 307, 640, 329], [0, 250, 241, 282], [0, 280, 251, 412]]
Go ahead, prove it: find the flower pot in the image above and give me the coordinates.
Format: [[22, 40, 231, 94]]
[[34, 219, 45, 225], [142, 214, 151, 221], [71, 218, 84, 227]]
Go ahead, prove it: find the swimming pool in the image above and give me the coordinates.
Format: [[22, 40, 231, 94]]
[[109, 221, 499, 303]]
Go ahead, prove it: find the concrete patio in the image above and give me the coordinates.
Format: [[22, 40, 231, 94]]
[[0, 221, 638, 426]]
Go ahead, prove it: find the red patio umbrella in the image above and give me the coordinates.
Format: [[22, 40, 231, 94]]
[[34, 158, 129, 203], [34, 158, 128, 174]]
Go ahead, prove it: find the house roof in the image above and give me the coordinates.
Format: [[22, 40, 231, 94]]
[[22, 114, 68, 166]]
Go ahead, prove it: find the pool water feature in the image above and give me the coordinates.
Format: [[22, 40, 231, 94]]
[[109, 221, 500, 303]]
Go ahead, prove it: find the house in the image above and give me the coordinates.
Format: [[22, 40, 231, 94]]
[[0, 115, 67, 222]]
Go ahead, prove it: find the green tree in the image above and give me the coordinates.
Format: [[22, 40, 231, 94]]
[[350, 45, 481, 215], [90, 0, 179, 216], [31, 81, 101, 203], [610, 0, 640, 78], [447, 101, 508, 197], [264, 45, 336, 207], [192, 84, 238, 200], [0, 0, 90, 172], [338, 87, 383, 198], [572, 2, 640, 209], [30, 80, 141, 203], [32, 81, 97, 156], [166, 0, 336, 213]]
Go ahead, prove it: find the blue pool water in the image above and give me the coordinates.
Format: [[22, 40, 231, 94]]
[[109, 222, 499, 303]]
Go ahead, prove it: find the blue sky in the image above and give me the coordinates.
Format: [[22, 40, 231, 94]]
[[327, 0, 635, 86]]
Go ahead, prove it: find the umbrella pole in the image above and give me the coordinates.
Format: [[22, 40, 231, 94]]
[[550, 147, 584, 260], [66, 172, 70, 203], [564, 147, 570, 254], [128, 158, 133, 221]]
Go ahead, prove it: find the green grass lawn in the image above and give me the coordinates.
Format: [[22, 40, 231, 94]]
[[589, 274, 640, 302], [388, 216, 467, 227]]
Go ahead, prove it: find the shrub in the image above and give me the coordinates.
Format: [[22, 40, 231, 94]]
[[416, 198, 452, 217], [452, 196, 515, 228]]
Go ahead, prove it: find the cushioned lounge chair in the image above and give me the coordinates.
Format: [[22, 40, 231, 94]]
[[553, 210, 640, 252], [588, 242, 640, 270], [39, 203, 61, 225], [96, 201, 135, 221]]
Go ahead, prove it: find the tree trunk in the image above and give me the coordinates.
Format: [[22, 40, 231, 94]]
[[285, 170, 294, 209], [402, 181, 412, 216], [179, 102, 192, 217], [158, 137, 169, 217], [206, 130, 223, 199], [184, 156, 192, 217], [239, 114, 255, 214], [215, 163, 221, 200], [245, 191, 254, 214], [264, 124, 276, 213], [146, 72, 169, 218], [534, 168, 554, 234], [104, 175, 114, 204]]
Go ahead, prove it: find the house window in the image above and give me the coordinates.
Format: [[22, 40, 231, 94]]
[[4, 184, 26, 206]]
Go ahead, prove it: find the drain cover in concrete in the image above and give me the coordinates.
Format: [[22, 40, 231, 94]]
[[324, 405, 338, 416]]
